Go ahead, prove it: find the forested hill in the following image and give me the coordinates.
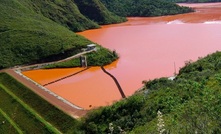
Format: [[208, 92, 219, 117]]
[[164, 0, 221, 2], [101, 0, 193, 17]]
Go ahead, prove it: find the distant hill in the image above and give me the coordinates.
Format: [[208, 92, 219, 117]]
[[101, 0, 193, 17], [164, 0, 221, 2]]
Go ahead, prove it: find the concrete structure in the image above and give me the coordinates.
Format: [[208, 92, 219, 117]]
[[80, 56, 87, 67], [87, 44, 96, 51]]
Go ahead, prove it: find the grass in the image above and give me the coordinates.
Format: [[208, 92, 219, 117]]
[[0, 84, 61, 133], [44, 56, 81, 69], [86, 47, 118, 66], [0, 73, 83, 133], [0, 85, 51, 133], [0, 109, 19, 134]]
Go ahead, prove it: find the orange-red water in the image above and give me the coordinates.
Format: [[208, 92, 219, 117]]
[[23, 3, 221, 109]]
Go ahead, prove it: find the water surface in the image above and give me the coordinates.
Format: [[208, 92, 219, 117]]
[[24, 3, 221, 109]]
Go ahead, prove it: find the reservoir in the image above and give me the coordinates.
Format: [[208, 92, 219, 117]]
[[23, 3, 221, 109]]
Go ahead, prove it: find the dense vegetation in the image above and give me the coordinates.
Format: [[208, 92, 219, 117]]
[[101, 0, 194, 17], [0, 0, 123, 69], [165, 0, 221, 3], [0, 73, 83, 133], [82, 51, 221, 133]]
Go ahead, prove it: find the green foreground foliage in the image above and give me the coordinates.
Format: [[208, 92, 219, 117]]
[[0, 73, 83, 133], [82, 51, 221, 133]]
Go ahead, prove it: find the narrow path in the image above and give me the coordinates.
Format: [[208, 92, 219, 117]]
[[19, 49, 96, 71], [0, 108, 23, 134], [101, 66, 126, 98]]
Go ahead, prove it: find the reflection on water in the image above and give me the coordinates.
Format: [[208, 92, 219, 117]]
[[23, 3, 221, 109]]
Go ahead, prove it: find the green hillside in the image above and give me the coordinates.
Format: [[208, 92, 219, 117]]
[[23, 0, 125, 31], [101, 0, 193, 17], [82, 51, 221, 133], [22, 0, 99, 32], [0, 0, 122, 68], [0, 0, 89, 68]]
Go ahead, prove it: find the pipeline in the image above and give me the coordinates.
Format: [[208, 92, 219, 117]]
[[101, 66, 126, 98]]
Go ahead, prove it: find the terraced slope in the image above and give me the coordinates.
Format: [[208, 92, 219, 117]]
[[0, 73, 83, 133]]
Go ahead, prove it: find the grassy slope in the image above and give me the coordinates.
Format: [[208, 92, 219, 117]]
[[0, 0, 93, 68], [0, 73, 83, 133], [0, 109, 18, 134], [82, 51, 221, 133], [0, 85, 54, 133], [0, 0, 124, 69]]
